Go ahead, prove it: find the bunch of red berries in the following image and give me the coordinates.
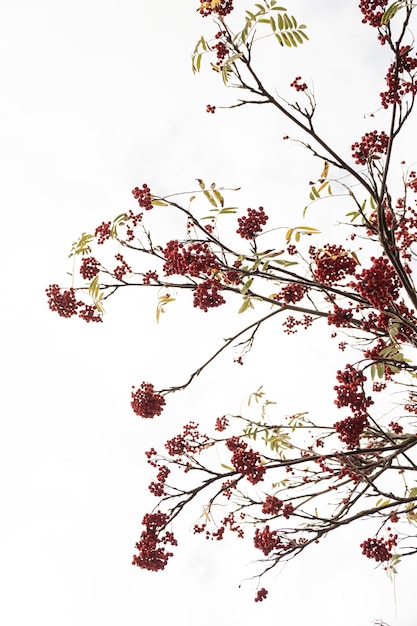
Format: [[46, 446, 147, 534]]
[[193, 278, 225, 311], [262, 495, 283, 516], [359, 0, 388, 28], [327, 305, 354, 328], [215, 416, 229, 432], [46, 284, 80, 318], [352, 256, 400, 309], [131, 382, 166, 419], [132, 183, 153, 211], [142, 270, 159, 285], [163, 240, 220, 277], [276, 282, 307, 304], [226, 436, 266, 484], [313, 245, 357, 286], [132, 511, 177, 571], [113, 254, 131, 281], [290, 76, 308, 92], [351, 130, 389, 165], [334, 365, 373, 414], [46, 284, 102, 323], [254, 588, 268, 603], [334, 414, 369, 448], [148, 465, 170, 497], [213, 40, 229, 66], [254, 525, 282, 556], [95, 221, 112, 245], [360, 533, 397, 562], [79, 256, 100, 280], [236, 207, 269, 239], [198, 0, 233, 17], [165, 422, 210, 457], [381, 50, 417, 108]]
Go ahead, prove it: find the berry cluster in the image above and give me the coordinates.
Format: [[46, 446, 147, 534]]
[[46, 284, 102, 323], [213, 40, 229, 67], [351, 130, 389, 165], [254, 588, 268, 603], [198, 0, 234, 17], [389, 421, 403, 434], [327, 305, 354, 328], [148, 465, 170, 497], [282, 314, 313, 334], [193, 279, 225, 311], [95, 221, 112, 245], [380, 49, 417, 108], [276, 282, 307, 304], [163, 240, 220, 277], [215, 416, 229, 432], [313, 245, 357, 286], [113, 253, 131, 281], [254, 525, 282, 556], [334, 365, 373, 414], [132, 184, 153, 211], [165, 422, 210, 457], [236, 207, 269, 239], [78, 304, 103, 323], [226, 436, 266, 484], [359, 0, 388, 28], [352, 256, 400, 309], [206, 104, 216, 114], [142, 270, 159, 285], [360, 533, 397, 562], [132, 511, 177, 571], [262, 495, 283, 516], [80, 256, 100, 280], [131, 382, 166, 419], [290, 76, 308, 92], [282, 503, 294, 518], [334, 415, 369, 449], [46, 284, 80, 318]]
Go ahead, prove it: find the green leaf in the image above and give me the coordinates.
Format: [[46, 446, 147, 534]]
[[370, 363, 376, 381], [286, 30, 297, 46], [213, 189, 224, 206], [203, 190, 218, 206], [381, 1, 401, 24], [293, 30, 304, 44], [195, 53, 202, 72], [221, 463, 235, 472], [219, 207, 238, 214], [238, 296, 254, 314], [241, 277, 253, 294], [377, 362, 385, 378]]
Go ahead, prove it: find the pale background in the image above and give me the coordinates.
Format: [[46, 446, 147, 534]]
[[1, 1, 417, 624]]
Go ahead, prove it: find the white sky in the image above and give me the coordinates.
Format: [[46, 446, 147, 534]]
[[1, 1, 417, 625]]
